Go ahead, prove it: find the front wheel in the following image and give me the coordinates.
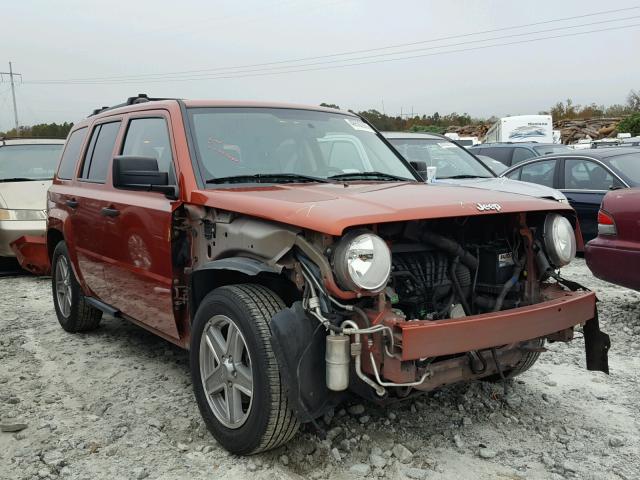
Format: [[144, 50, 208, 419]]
[[190, 284, 299, 455]]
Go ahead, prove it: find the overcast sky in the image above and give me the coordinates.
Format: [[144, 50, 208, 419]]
[[1, 0, 638, 130]]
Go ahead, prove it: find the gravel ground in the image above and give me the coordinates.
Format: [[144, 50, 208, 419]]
[[1, 258, 639, 480]]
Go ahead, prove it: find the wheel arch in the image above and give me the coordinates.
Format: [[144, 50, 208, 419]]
[[47, 228, 64, 261], [189, 257, 300, 322]]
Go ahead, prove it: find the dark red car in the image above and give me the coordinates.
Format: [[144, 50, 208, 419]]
[[586, 188, 640, 290]]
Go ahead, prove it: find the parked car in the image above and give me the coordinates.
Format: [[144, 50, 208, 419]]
[[585, 188, 640, 291], [0, 138, 64, 259], [476, 154, 508, 175], [382, 132, 566, 201], [469, 142, 571, 167], [500, 148, 640, 242], [44, 95, 608, 455]]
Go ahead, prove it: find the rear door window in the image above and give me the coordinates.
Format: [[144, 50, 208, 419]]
[[519, 159, 557, 188], [121, 117, 175, 183], [57, 128, 87, 180], [80, 122, 121, 182], [564, 159, 613, 190], [511, 147, 536, 165]]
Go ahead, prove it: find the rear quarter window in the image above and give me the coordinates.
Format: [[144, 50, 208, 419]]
[[481, 147, 513, 166], [57, 128, 87, 180]]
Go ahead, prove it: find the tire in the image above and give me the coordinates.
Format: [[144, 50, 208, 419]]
[[190, 284, 299, 455], [486, 338, 544, 381], [51, 241, 102, 332]]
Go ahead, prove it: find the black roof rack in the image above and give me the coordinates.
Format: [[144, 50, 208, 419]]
[[89, 93, 177, 117]]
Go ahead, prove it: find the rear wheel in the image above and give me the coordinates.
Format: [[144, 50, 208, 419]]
[[51, 241, 102, 332], [190, 284, 299, 455]]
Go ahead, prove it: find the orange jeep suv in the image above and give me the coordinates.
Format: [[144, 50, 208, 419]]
[[47, 95, 609, 455]]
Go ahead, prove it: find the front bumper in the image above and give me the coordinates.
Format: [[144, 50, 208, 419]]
[[0, 220, 46, 257], [394, 287, 596, 360]]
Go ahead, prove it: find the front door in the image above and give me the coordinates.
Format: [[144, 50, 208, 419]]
[[561, 158, 614, 242], [99, 113, 180, 340]]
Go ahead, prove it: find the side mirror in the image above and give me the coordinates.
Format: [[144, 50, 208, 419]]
[[112, 156, 177, 199], [409, 161, 428, 181]]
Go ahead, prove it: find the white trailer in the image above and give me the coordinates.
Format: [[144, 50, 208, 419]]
[[483, 115, 554, 144]]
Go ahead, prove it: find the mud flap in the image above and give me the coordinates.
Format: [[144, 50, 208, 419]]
[[583, 311, 610, 374], [270, 301, 332, 422]]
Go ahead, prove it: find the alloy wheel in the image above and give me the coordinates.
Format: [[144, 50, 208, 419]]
[[199, 315, 254, 429], [55, 256, 72, 318]]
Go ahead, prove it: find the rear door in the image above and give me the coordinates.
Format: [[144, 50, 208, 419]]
[[99, 112, 180, 340], [70, 119, 123, 299], [560, 157, 616, 242]]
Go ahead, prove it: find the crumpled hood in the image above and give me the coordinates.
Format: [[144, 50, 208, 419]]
[[191, 182, 572, 235], [0, 180, 51, 210], [436, 177, 567, 202]]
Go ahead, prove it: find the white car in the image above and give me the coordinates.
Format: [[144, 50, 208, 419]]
[[381, 132, 567, 202], [0, 138, 65, 257]]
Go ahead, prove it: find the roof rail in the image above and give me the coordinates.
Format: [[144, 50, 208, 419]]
[[1, 136, 67, 143], [89, 93, 176, 117]]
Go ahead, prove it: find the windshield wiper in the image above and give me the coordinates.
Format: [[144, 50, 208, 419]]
[[206, 173, 331, 184], [0, 177, 46, 183], [328, 171, 410, 182], [439, 174, 492, 179]]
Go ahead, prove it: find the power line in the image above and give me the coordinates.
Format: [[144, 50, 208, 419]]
[[0, 62, 22, 135], [25, 22, 640, 86], [26, 6, 640, 84], [29, 14, 639, 85]]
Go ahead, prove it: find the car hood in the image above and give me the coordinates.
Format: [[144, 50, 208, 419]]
[[191, 182, 572, 235], [0, 180, 52, 210], [437, 177, 567, 202]]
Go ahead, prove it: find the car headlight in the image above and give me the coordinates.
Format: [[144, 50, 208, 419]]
[[543, 214, 576, 267], [332, 230, 391, 292], [0, 208, 47, 221]]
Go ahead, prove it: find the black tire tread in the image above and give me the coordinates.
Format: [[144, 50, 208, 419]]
[[52, 241, 102, 333], [218, 284, 299, 453], [504, 338, 544, 379]]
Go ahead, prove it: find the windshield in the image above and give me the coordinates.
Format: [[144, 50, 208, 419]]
[[456, 139, 473, 146], [0, 144, 63, 181], [388, 138, 494, 178], [608, 152, 640, 184], [533, 145, 571, 155], [187, 108, 416, 184]]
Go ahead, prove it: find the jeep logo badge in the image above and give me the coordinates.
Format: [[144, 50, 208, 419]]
[[476, 203, 502, 212]]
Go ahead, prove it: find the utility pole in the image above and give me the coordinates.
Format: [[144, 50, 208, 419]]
[[0, 62, 21, 136]]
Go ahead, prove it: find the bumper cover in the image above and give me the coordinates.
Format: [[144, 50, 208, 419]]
[[0, 220, 46, 257], [585, 241, 640, 291], [9, 235, 50, 275]]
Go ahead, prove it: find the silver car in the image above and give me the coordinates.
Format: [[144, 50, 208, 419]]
[[382, 132, 567, 202], [0, 138, 65, 257]]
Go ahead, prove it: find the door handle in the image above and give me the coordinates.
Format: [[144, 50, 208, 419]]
[[66, 199, 78, 209], [101, 207, 120, 217]]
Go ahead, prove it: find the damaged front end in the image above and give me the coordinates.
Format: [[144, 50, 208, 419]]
[[270, 211, 610, 420]]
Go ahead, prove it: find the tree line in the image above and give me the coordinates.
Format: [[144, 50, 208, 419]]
[[322, 89, 640, 132], [2, 90, 638, 139], [0, 122, 73, 139]]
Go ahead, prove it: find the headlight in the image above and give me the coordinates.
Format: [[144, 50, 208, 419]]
[[0, 209, 47, 221], [543, 214, 576, 267], [332, 230, 391, 292]]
